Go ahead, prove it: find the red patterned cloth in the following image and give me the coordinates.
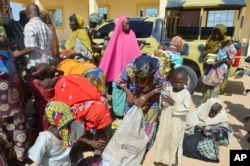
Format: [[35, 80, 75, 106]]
[[28, 78, 54, 131], [54, 74, 112, 132]]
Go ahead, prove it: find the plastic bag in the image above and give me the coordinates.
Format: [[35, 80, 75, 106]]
[[101, 106, 148, 166]]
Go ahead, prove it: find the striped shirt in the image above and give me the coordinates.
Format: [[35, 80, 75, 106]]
[[24, 17, 52, 69]]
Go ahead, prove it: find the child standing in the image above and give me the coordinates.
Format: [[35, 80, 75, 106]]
[[28, 101, 79, 166], [154, 67, 191, 166]]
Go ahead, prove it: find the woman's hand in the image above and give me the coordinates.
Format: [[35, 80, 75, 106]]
[[225, 58, 232, 66], [134, 96, 147, 108], [214, 58, 232, 67], [126, 90, 135, 106], [162, 95, 175, 106], [89, 139, 107, 151]]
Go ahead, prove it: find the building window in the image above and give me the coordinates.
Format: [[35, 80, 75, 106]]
[[48, 7, 63, 28], [139, 7, 158, 17], [207, 10, 234, 27], [10, 2, 24, 21], [99, 7, 108, 21], [145, 8, 158, 17]]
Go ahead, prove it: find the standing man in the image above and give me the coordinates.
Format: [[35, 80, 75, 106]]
[[13, 3, 52, 71]]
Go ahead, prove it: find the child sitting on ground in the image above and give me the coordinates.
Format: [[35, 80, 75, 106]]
[[27, 101, 83, 166], [154, 67, 191, 166]]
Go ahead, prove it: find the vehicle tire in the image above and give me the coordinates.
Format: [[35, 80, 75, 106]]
[[182, 65, 198, 93]]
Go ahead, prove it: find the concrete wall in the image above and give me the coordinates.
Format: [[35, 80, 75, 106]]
[[11, 0, 159, 40], [36, 0, 90, 41], [96, 0, 159, 19]]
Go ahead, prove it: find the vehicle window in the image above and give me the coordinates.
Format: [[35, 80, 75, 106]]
[[207, 10, 234, 27], [93, 22, 115, 39], [130, 21, 153, 38], [166, 10, 200, 39], [200, 10, 236, 40], [167, 9, 236, 40], [177, 10, 200, 40], [93, 21, 153, 39]]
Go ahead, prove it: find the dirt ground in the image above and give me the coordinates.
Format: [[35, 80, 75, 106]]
[[24, 72, 250, 166], [143, 75, 250, 166]]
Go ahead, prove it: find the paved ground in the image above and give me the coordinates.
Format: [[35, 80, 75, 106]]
[[143, 75, 250, 166]]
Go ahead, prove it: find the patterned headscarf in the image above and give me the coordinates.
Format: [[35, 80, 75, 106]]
[[45, 101, 75, 147], [133, 55, 159, 78], [169, 35, 183, 52], [89, 13, 101, 24]]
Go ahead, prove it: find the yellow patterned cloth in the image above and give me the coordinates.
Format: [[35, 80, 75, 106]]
[[45, 101, 75, 147]]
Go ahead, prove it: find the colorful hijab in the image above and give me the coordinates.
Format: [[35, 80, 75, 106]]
[[169, 35, 183, 52], [65, 14, 92, 52], [186, 98, 228, 132], [204, 24, 230, 56], [99, 16, 141, 82], [45, 101, 75, 147], [133, 55, 159, 78], [89, 13, 101, 24], [54, 75, 112, 132]]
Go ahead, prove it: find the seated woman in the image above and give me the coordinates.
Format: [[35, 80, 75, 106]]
[[183, 98, 231, 163], [61, 13, 93, 62]]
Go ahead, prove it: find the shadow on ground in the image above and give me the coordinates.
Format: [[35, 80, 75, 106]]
[[194, 79, 245, 96], [224, 101, 250, 149]]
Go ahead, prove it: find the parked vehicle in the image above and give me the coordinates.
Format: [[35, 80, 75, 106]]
[[93, 0, 246, 93]]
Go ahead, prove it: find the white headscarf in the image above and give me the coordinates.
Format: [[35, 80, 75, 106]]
[[186, 98, 228, 132]]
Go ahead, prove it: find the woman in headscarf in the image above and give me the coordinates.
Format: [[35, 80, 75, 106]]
[[116, 55, 164, 150], [84, 13, 102, 65], [201, 24, 237, 103], [53, 74, 112, 163], [40, 11, 59, 58], [62, 13, 93, 62], [84, 13, 101, 43], [99, 16, 141, 94], [27, 101, 76, 166], [0, 35, 29, 166], [56, 58, 107, 96], [183, 98, 230, 162]]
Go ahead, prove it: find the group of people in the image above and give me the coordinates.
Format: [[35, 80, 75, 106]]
[[0, 2, 236, 166]]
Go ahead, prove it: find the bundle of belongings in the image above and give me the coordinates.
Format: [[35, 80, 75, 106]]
[[206, 54, 218, 65], [151, 49, 183, 79]]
